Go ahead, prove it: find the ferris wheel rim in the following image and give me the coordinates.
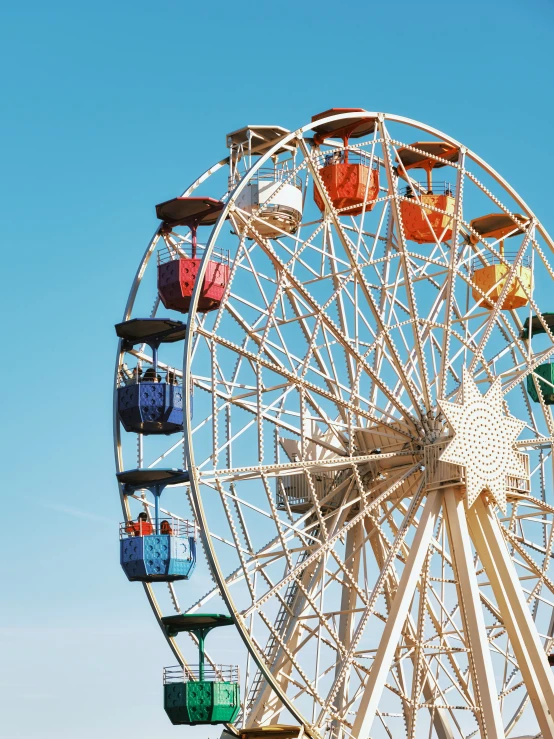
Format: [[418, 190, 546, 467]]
[[113, 148, 232, 481], [112, 158, 234, 678]]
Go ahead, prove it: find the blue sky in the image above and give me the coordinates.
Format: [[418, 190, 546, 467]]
[[2, 0, 554, 736]]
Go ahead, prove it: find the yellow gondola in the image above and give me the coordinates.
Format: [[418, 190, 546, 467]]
[[470, 213, 531, 310]]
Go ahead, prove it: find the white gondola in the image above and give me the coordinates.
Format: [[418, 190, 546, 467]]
[[227, 125, 303, 238]]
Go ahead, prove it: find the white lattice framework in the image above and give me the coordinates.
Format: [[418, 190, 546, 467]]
[[114, 111, 554, 739]]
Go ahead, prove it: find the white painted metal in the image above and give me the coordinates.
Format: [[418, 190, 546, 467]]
[[443, 488, 505, 739], [468, 497, 554, 737], [350, 490, 442, 739]]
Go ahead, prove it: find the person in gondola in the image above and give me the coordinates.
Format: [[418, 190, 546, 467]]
[[324, 150, 343, 167], [160, 519, 173, 535], [126, 511, 154, 537], [142, 367, 161, 383]]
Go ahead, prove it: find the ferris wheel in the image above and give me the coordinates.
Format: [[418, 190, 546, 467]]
[[114, 109, 554, 739]]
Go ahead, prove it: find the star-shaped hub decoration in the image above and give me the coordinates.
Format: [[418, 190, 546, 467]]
[[437, 368, 528, 513]]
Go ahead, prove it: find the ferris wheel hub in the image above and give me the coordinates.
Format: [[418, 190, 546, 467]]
[[438, 369, 528, 512]]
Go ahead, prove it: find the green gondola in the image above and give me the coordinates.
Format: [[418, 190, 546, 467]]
[[527, 363, 554, 405], [162, 614, 240, 725]]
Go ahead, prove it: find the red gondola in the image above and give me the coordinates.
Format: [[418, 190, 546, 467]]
[[156, 197, 229, 314]]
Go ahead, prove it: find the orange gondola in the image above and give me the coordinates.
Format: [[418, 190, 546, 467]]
[[312, 108, 379, 216], [396, 141, 458, 244]]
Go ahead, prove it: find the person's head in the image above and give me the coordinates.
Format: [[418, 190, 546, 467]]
[[138, 512, 148, 521]]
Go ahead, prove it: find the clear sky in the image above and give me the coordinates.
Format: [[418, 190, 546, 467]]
[[2, 1, 554, 737]]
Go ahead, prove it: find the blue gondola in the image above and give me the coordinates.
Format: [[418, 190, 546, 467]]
[[118, 381, 184, 435], [117, 468, 196, 583], [115, 318, 187, 435]]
